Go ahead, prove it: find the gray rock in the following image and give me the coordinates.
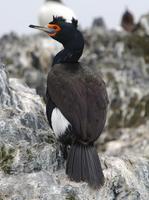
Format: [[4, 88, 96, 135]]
[[135, 13, 149, 36], [0, 16, 149, 199], [0, 33, 61, 97], [0, 63, 56, 175], [0, 155, 149, 200], [0, 60, 149, 199], [92, 17, 106, 29]]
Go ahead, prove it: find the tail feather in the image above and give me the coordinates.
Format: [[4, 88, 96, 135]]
[[66, 143, 76, 177], [87, 146, 99, 186], [81, 145, 87, 181], [72, 144, 82, 181], [76, 144, 82, 180], [66, 143, 104, 189], [85, 145, 94, 184], [91, 145, 104, 186]]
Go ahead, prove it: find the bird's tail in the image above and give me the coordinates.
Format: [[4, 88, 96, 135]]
[[66, 142, 104, 189]]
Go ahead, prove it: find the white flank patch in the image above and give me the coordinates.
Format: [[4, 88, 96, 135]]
[[51, 108, 71, 137]]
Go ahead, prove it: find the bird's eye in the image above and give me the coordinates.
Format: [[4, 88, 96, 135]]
[[48, 24, 61, 33], [53, 25, 58, 29], [53, 25, 61, 32]]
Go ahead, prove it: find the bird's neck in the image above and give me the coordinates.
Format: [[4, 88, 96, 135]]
[[52, 31, 84, 66], [52, 48, 83, 66]]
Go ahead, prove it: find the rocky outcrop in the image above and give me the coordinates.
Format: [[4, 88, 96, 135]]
[[0, 63, 56, 173], [0, 15, 149, 199], [0, 33, 62, 97], [0, 61, 149, 199], [0, 155, 149, 200]]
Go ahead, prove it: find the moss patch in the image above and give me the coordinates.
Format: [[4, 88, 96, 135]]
[[108, 110, 123, 129], [5, 57, 13, 65], [124, 34, 149, 63], [66, 195, 76, 200], [0, 145, 15, 174], [124, 94, 149, 127], [26, 148, 33, 161]]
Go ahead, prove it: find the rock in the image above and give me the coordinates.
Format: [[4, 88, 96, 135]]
[[0, 61, 149, 199], [139, 13, 149, 35], [92, 17, 106, 29], [133, 13, 149, 36], [0, 32, 62, 97], [0, 153, 149, 199], [99, 155, 149, 200], [0, 63, 56, 175], [98, 123, 149, 157]]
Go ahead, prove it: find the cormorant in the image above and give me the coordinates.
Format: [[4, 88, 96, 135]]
[[121, 9, 149, 35], [29, 16, 109, 188], [121, 9, 135, 32]]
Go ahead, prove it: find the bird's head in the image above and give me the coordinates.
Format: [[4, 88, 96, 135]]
[[29, 16, 83, 47]]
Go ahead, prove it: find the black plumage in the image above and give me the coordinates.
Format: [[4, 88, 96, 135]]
[[47, 63, 108, 142], [121, 9, 135, 32], [29, 17, 109, 189]]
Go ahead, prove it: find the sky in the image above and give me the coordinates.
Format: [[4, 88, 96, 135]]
[[0, 0, 149, 36]]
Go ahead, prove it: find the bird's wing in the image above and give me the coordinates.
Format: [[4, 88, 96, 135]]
[[47, 64, 108, 142]]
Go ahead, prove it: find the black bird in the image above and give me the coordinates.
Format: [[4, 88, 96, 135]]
[[29, 16, 109, 188], [121, 9, 135, 32]]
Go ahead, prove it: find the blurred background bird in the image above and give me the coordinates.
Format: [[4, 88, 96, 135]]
[[121, 8, 149, 35], [38, 0, 76, 26], [121, 9, 135, 32]]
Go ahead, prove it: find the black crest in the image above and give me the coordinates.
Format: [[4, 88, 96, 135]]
[[50, 16, 78, 28], [71, 18, 78, 28], [51, 16, 66, 24]]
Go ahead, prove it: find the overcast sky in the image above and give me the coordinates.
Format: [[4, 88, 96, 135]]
[[0, 0, 149, 36]]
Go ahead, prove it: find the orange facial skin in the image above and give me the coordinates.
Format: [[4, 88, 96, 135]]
[[48, 24, 61, 37]]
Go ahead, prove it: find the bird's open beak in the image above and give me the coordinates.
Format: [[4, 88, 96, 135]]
[[29, 24, 61, 37]]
